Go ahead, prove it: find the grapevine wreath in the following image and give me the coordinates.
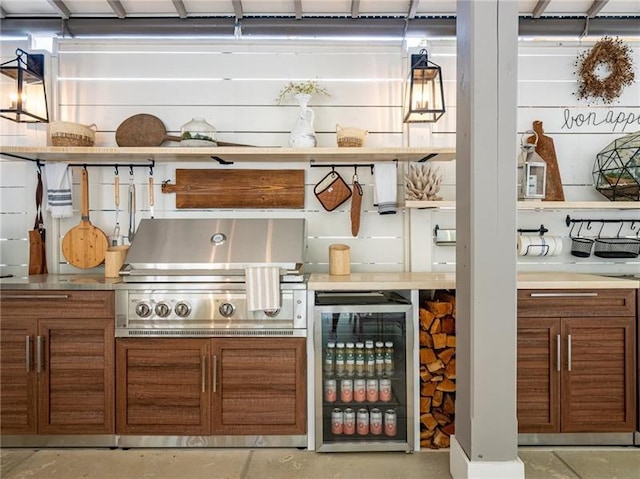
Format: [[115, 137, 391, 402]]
[[574, 36, 635, 103]]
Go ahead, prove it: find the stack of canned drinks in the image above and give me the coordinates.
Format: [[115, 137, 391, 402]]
[[330, 407, 397, 437]]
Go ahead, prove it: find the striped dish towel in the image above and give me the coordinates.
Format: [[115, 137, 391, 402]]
[[44, 163, 73, 218], [245, 266, 281, 311]]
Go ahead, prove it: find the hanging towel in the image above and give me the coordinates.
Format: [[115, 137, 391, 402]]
[[44, 163, 73, 218], [373, 163, 397, 215], [245, 266, 281, 311]]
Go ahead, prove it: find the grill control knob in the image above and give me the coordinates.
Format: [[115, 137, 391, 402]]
[[219, 302, 235, 318], [155, 301, 172, 318], [174, 301, 191, 318], [135, 301, 152, 318]]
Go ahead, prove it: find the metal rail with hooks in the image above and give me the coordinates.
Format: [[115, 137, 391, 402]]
[[565, 215, 639, 238]]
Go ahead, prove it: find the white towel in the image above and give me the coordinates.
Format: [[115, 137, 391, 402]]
[[245, 266, 281, 312], [373, 163, 397, 215], [44, 163, 73, 218]]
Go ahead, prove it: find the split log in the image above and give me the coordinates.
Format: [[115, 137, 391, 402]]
[[419, 291, 456, 450]]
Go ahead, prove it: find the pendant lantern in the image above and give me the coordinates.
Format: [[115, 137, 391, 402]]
[[0, 49, 49, 123], [403, 49, 445, 123]]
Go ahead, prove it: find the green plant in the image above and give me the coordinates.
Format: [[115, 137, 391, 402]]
[[276, 80, 330, 104]]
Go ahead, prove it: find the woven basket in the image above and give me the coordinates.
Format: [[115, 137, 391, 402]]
[[49, 121, 97, 147], [336, 124, 367, 148]]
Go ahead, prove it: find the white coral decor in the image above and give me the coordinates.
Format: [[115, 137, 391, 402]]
[[405, 163, 443, 200]]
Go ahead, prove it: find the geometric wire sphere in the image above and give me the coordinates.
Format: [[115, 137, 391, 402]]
[[592, 131, 639, 201]]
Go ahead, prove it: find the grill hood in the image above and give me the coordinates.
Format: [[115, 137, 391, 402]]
[[120, 218, 306, 281]]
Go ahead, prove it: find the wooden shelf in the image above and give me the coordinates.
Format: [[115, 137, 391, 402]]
[[405, 200, 639, 210], [0, 146, 456, 164]]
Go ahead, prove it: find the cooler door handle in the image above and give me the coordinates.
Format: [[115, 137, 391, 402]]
[[567, 334, 572, 372], [201, 355, 206, 393], [556, 334, 561, 372], [25, 336, 31, 372], [213, 355, 218, 393]]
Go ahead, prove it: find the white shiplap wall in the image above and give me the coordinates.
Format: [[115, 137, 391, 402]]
[[1, 38, 638, 278]]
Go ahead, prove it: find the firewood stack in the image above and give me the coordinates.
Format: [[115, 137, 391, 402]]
[[419, 291, 456, 449]]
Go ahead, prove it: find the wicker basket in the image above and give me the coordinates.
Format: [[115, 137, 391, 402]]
[[49, 121, 97, 147], [336, 124, 367, 148]]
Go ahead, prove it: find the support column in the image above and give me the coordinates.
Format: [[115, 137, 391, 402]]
[[451, 1, 524, 478]]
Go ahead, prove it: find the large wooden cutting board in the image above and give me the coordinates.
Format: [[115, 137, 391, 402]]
[[161, 169, 305, 209]]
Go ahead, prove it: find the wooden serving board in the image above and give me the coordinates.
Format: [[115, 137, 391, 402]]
[[161, 169, 305, 209]]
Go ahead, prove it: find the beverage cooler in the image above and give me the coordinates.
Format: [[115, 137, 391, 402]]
[[313, 291, 415, 452]]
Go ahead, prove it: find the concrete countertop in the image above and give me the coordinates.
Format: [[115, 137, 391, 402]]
[[307, 272, 640, 291], [1, 272, 638, 291]]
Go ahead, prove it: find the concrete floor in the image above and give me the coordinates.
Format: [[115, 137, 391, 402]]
[[1, 447, 639, 479]]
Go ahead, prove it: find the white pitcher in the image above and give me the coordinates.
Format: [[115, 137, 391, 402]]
[[289, 93, 317, 148]]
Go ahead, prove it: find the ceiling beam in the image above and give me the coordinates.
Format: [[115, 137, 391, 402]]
[[107, 0, 126, 19], [46, 0, 71, 19], [407, 0, 420, 20], [294, 0, 302, 19], [351, 0, 360, 19], [532, 0, 551, 18], [232, 0, 243, 20], [587, 0, 609, 18], [171, 0, 187, 19]]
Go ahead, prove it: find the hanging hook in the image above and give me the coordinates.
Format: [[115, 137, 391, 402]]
[[597, 222, 605, 238], [149, 164, 154, 176], [577, 222, 584, 236], [569, 222, 576, 237], [83, 164, 87, 171], [114, 165, 119, 176], [616, 220, 624, 239], [36, 160, 43, 174], [129, 165, 134, 176], [353, 165, 359, 182]]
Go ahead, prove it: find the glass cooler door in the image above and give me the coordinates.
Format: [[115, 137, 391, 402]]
[[314, 292, 414, 452]]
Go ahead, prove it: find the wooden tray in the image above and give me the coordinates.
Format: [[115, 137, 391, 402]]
[[161, 169, 305, 209]]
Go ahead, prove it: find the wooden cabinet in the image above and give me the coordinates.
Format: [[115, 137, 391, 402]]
[[517, 289, 636, 434], [0, 290, 115, 435], [116, 337, 306, 436]]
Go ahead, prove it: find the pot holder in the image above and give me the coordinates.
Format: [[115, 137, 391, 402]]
[[314, 170, 352, 211]]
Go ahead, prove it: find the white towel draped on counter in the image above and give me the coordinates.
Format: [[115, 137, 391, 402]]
[[245, 266, 281, 311], [373, 163, 397, 214], [44, 163, 73, 218]]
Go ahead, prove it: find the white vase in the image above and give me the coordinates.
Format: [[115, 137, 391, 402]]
[[288, 93, 317, 148]]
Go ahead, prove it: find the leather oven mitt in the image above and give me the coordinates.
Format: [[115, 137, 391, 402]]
[[350, 175, 363, 236], [314, 170, 352, 212], [28, 170, 48, 275]]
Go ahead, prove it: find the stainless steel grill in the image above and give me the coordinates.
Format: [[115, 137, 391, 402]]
[[115, 218, 307, 338]]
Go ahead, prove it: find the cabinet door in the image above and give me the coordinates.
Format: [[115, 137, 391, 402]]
[[561, 317, 636, 433], [116, 339, 211, 435], [0, 319, 38, 434], [37, 318, 115, 434], [212, 338, 306, 435], [517, 318, 560, 433]]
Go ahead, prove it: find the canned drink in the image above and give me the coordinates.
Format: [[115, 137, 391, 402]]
[[324, 379, 337, 403], [366, 379, 379, 402], [340, 379, 353, 403], [353, 379, 366, 402], [357, 408, 369, 435], [370, 408, 383, 435], [343, 408, 356, 435], [331, 408, 343, 435], [379, 378, 392, 402], [384, 409, 397, 437]]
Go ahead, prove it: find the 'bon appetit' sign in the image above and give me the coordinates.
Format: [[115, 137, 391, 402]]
[[561, 108, 640, 133]]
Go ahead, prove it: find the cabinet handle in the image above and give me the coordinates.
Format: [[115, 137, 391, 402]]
[[567, 334, 572, 372], [556, 334, 561, 372], [213, 355, 218, 393], [201, 355, 206, 393], [529, 292, 598, 298], [36, 335, 43, 373], [2, 294, 70, 300], [25, 336, 31, 372]]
